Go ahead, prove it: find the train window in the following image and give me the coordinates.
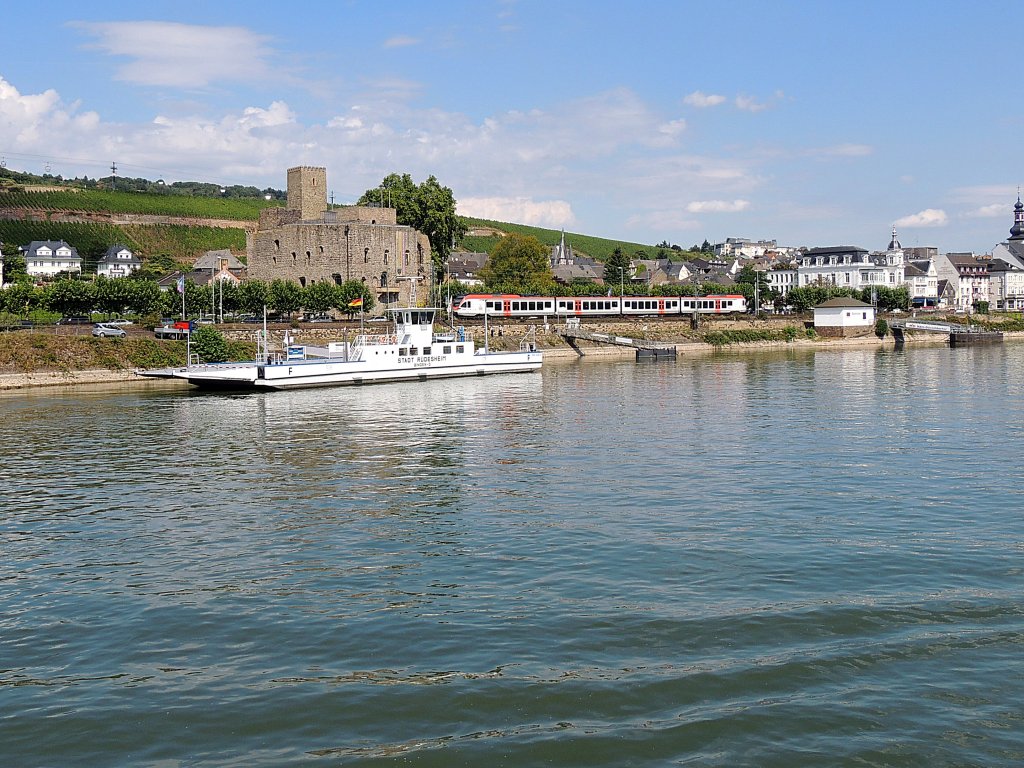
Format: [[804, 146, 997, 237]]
[[423, 346, 431, 355], [410, 347, 418, 356], [456, 345, 464, 353], [443, 346, 452, 354], [399, 347, 408, 356]]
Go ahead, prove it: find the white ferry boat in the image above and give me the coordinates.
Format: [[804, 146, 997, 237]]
[[138, 307, 542, 390]]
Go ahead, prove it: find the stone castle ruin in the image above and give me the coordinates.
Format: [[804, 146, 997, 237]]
[[247, 166, 431, 309]]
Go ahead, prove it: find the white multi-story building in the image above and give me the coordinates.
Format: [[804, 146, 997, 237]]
[[986, 259, 1024, 310], [904, 259, 939, 307], [714, 237, 798, 260], [935, 252, 990, 311], [96, 244, 141, 278], [765, 265, 798, 298], [22, 240, 82, 278]]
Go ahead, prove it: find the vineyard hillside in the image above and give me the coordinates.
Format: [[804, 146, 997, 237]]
[[0, 183, 686, 271]]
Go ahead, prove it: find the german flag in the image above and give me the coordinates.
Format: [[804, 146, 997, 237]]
[[348, 297, 363, 308]]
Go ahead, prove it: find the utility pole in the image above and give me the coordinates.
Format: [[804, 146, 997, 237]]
[[110, 161, 117, 191]]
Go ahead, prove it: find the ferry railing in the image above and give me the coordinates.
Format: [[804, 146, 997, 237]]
[[519, 325, 539, 352]]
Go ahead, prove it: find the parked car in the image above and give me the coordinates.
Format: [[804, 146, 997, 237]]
[[305, 314, 334, 323], [92, 323, 127, 338], [103, 318, 133, 327], [58, 315, 91, 325], [153, 325, 190, 339]]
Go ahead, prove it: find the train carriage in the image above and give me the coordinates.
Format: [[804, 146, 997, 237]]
[[452, 292, 748, 319], [679, 294, 747, 314], [553, 297, 622, 317], [621, 296, 682, 316]]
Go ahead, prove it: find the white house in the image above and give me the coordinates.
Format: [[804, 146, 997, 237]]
[[765, 264, 798, 299], [904, 259, 939, 308], [96, 244, 142, 278], [935, 252, 989, 311], [987, 259, 1024, 310], [22, 240, 82, 278], [813, 297, 875, 336]]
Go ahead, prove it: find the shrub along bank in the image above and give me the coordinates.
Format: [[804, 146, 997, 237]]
[[0, 333, 256, 374]]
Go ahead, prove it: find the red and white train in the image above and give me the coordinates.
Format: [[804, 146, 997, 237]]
[[451, 293, 748, 319]]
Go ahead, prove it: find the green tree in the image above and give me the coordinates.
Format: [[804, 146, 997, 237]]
[[334, 280, 375, 316], [479, 233, 554, 294], [94, 276, 135, 317], [269, 279, 303, 318], [1, 246, 27, 284], [237, 280, 270, 315], [603, 248, 631, 294], [357, 173, 467, 281], [45, 279, 95, 316], [2, 282, 43, 315], [302, 281, 340, 314], [190, 325, 230, 362], [128, 280, 163, 317], [181, 281, 211, 318]]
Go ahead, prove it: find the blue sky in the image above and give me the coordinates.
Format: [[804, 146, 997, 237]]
[[1, 1, 1020, 253]]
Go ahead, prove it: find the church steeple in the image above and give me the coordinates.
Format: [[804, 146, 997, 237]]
[[888, 225, 902, 251], [1010, 192, 1024, 241]]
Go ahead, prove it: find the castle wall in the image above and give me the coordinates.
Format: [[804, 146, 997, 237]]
[[248, 215, 432, 308], [249, 168, 433, 309]]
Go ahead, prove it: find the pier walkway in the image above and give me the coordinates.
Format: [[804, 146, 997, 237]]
[[890, 320, 1002, 345], [559, 319, 677, 359]]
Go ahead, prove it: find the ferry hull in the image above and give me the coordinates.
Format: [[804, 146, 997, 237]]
[[147, 351, 542, 391]]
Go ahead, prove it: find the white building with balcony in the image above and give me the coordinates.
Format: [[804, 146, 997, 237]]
[[96, 244, 142, 278], [22, 240, 82, 278]]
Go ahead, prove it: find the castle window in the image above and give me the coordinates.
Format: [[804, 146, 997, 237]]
[[299, 277, 306, 287], [306, 250, 311, 263], [292, 252, 297, 263], [384, 249, 389, 265], [381, 273, 388, 287], [319, 245, 324, 254], [274, 239, 280, 252], [364, 247, 369, 263], [332, 273, 342, 285]]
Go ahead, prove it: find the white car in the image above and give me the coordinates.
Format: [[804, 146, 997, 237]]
[[103, 318, 133, 327], [92, 324, 127, 338]]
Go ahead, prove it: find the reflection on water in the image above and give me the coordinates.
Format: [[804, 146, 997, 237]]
[[3, 346, 1024, 766]]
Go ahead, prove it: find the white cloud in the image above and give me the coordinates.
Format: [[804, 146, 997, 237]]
[[684, 91, 726, 108], [0, 75, 102, 150], [384, 35, 419, 48], [735, 95, 768, 112], [895, 209, 948, 228], [457, 196, 575, 228], [70, 21, 277, 88], [686, 199, 750, 213], [965, 203, 1005, 218]]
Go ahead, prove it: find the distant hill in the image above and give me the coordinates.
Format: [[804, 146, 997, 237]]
[[0, 172, 696, 267], [460, 218, 691, 263]]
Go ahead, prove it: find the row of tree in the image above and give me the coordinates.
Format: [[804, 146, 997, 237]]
[[0, 276, 376, 320]]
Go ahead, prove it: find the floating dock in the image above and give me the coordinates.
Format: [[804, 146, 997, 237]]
[[890, 320, 1003, 346]]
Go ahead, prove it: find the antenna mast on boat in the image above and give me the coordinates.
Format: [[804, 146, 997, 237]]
[[396, 275, 424, 306]]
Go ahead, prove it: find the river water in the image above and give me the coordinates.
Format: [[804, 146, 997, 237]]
[[2, 343, 1024, 767]]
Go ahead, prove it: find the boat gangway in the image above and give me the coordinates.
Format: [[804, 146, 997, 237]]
[[559, 319, 677, 359], [890, 320, 1003, 345]]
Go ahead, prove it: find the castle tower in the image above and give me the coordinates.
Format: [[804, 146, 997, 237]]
[[287, 166, 327, 221], [1010, 194, 1024, 241]]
